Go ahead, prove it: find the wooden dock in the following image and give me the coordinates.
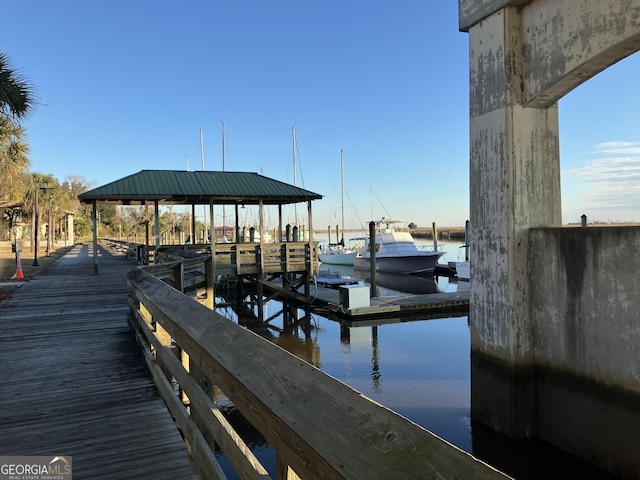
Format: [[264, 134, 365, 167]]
[[255, 272, 468, 320], [312, 285, 470, 322], [0, 244, 198, 479]]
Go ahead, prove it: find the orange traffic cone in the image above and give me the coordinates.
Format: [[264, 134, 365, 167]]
[[12, 251, 24, 279]]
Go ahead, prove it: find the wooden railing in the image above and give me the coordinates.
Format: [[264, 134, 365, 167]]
[[105, 239, 319, 276], [127, 263, 511, 479]]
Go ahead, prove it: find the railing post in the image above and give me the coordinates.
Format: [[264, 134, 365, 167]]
[[188, 355, 218, 452], [204, 256, 215, 309], [179, 348, 190, 407], [173, 262, 185, 293], [139, 302, 153, 327], [234, 244, 241, 275], [155, 321, 173, 381], [276, 456, 302, 480]]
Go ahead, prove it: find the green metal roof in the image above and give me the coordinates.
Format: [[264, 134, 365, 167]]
[[78, 170, 323, 206]]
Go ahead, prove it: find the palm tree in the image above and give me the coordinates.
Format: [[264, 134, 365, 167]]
[[0, 51, 35, 120], [0, 115, 30, 208]]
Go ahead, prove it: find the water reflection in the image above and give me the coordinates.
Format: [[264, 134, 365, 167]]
[[213, 242, 619, 479], [340, 325, 381, 394], [355, 268, 441, 295]]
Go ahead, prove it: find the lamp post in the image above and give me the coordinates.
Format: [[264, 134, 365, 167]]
[[39, 186, 53, 257], [46, 192, 53, 256], [32, 185, 39, 266]]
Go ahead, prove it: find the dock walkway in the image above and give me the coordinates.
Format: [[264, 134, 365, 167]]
[[0, 244, 198, 479]]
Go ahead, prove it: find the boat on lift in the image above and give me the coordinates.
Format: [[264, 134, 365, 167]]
[[353, 218, 444, 275]]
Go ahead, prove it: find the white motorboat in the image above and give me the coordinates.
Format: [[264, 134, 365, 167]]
[[353, 218, 444, 275], [319, 243, 360, 265]]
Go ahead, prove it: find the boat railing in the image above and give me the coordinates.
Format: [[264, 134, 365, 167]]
[[369, 243, 441, 255]]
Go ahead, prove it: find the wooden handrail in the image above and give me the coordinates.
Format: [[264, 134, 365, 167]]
[[127, 265, 510, 480]]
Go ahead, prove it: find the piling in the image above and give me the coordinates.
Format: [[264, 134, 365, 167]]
[[369, 221, 376, 296], [432, 222, 438, 251], [465, 220, 470, 260]]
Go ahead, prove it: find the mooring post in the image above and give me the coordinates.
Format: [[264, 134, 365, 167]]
[[369, 221, 376, 297], [465, 219, 470, 261], [432, 222, 438, 251]]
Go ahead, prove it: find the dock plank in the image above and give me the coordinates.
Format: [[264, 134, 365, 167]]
[[0, 244, 199, 480]]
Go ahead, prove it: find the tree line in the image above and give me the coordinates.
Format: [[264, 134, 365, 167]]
[[0, 51, 96, 244], [0, 50, 199, 246]]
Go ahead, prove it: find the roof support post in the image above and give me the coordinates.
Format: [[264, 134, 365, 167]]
[[259, 200, 265, 277], [206, 199, 215, 308], [154, 200, 160, 264], [92, 201, 98, 274], [209, 200, 215, 248], [307, 200, 313, 243], [307, 199, 315, 276], [191, 204, 196, 245], [278, 205, 283, 242], [235, 204, 240, 243]]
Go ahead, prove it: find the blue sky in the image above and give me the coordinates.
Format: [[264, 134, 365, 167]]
[[3, 1, 640, 229]]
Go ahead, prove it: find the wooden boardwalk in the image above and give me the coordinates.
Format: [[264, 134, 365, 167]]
[[0, 244, 199, 479]]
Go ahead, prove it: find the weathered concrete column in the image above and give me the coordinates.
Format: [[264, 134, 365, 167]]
[[461, 1, 640, 473], [465, 5, 561, 438]]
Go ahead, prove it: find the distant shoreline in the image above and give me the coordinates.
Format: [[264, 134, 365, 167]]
[[315, 226, 468, 241], [316, 222, 640, 242]]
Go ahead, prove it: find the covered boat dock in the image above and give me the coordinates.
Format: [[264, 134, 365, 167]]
[[78, 169, 323, 314]]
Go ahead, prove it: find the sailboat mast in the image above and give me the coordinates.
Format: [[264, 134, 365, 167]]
[[340, 149, 345, 245], [292, 126, 297, 187], [222, 121, 226, 239], [292, 126, 298, 226], [200, 129, 207, 240], [200, 129, 205, 170], [221, 121, 226, 171]]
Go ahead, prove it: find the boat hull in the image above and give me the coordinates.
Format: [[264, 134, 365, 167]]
[[353, 252, 443, 275], [319, 252, 357, 266]]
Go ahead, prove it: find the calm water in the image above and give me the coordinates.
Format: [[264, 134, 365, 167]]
[[215, 240, 619, 479]]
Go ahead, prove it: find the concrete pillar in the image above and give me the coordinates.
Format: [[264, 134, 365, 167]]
[[466, 6, 561, 438], [461, 1, 640, 473]]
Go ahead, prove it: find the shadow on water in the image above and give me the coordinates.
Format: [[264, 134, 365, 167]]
[[321, 261, 441, 295], [471, 421, 621, 480], [354, 267, 440, 295]]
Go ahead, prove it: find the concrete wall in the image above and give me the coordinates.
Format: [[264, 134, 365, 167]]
[[529, 226, 640, 478], [530, 226, 640, 393]]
